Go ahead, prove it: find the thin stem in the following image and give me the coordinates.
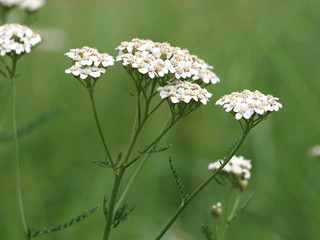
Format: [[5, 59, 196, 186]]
[[88, 89, 114, 165], [116, 114, 172, 209], [103, 108, 146, 240], [213, 218, 219, 240], [10, 57, 28, 239], [154, 125, 251, 240], [219, 188, 233, 240], [227, 189, 241, 223]]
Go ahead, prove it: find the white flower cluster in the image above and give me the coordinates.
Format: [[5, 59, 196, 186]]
[[208, 155, 252, 180], [65, 46, 115, 81], [0, 0, 20, 7], [216, 89, 282, 120], [116, 38, 219, 84], [0, 23, 41, 56], [0, 0, 44, 11], [20, 0, 45, 11], [157, 80, 212, 105], [309, 145, 320, 157]]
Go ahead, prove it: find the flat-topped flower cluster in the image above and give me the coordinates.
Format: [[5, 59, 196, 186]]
[[216, 89, 282, 120], [116, 38, 220, 84], [0, 23, 41, 56], [157, 80, 212, 105], [65, 46, 115, 81]]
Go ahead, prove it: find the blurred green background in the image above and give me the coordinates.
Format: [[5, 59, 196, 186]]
[[1, 0, 320, 239]]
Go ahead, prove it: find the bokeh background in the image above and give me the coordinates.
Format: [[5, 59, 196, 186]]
[[1, 0, 320, 239]]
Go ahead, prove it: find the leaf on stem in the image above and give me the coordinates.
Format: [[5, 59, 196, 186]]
[[222, 139, 240, 162], [169, 156, 189, 201], [0, 107, 65, 143], [27, 206, 97, 238], [201, 224, 213, 240], [126, 145, 172, 168], [92, 153, 123, 169], [112, 203, 136, 228], [228, 192, 254, 223], [103, 196, 108, 219], [139, 144, 172, 154]]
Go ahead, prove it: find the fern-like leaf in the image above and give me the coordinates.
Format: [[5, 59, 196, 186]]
[[27, 206, 97, 238], [112, 203, 136, 228], [92, 153, 123, 169], [103, 196, 108, 219], [0, 107, 64, 143], [222, 139, 240, 162], [201, 224, 213, 240], [169, 156, 188, 201]]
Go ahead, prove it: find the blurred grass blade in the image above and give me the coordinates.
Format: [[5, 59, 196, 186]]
[[0, 106, 64, 143]]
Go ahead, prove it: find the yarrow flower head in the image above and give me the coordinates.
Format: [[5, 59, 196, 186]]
[[309, 145, 320, 158], [0, 23, 41, 56], [20, 0, 45, 12], [116, 38, 219, 84], [208, 155, 252, 189], [157, 80, 212, 105], [216, 89, 282, 120], [65, 46, 114, 82], [0, 0, 20, 8]]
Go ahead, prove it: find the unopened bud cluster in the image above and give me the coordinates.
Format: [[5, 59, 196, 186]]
[[65, 46, 114, 81], [208, 156, 252, 189], [157, 80, 212, 105], [211, 202, 222, 218], [216, 89, 282, 120], [0, 23, 41, 56], [116, 38, 219, 84]]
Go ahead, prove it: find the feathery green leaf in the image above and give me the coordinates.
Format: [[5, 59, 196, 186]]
[[169, 156, 189, 201], [27, 206, 97, 238], [0, 107, 64, 143]]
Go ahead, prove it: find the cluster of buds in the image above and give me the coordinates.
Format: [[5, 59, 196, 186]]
[[0, 23, 41, 56], [208, 156, 252, 190], [211, 202, 222, 218], [65, 46, 114, 83], [216, 89, 282, 120]]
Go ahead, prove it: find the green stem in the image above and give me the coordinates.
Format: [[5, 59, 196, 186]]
[[154, 126, 251, 240], [213, 218, 219, 240], [88, 89, 114, 165], [115, 114, 172, 209], [103, 109, 145, 240], [227, 189, 241, 223], [10, 57, 28, 239], [219, 188, 233, 240]]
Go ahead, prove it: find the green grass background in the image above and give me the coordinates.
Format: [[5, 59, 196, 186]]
[[1, 0, 320, 239]]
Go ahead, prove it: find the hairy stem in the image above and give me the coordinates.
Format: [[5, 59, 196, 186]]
[[154, 125, 251, 240]]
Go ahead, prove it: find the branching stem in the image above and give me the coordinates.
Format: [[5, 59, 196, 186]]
[[154, 124, 251, 240]]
